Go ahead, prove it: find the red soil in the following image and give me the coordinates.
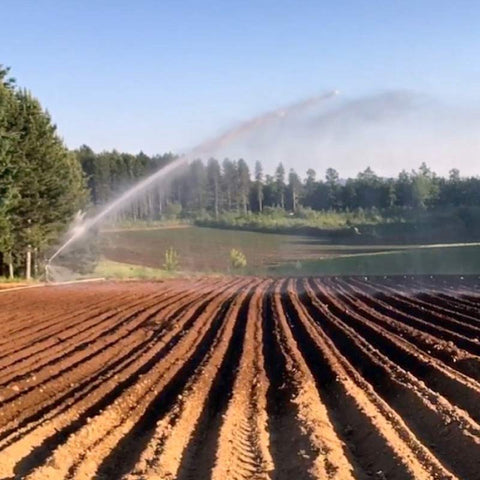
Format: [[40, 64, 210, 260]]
[[0, 276, 480, 479]]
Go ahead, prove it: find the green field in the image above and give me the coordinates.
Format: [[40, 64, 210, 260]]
[[271, 244, 480, 275], [98, 226, 480, 276]]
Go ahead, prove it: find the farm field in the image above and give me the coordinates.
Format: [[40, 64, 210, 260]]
[[272, 244, 480, 276], [100, 226, 383, 273], [100, 226, 480, 275], [1, 277, 480, 479]]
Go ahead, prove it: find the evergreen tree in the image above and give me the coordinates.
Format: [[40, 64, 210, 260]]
[[275, 162, 286, 209], [186, 159, 207, 212], [0, 68, 17, 277], [237, 159, 250, 214], [288, 169, 301, 212], [325, 167, 340, 208], [206, 157, 221, 217], [0, 66, 87, 277], [303, 169, 316, 208], [222, 159, 237, 211], [76, 145, 99, 202], [262, 174, 275, 208], [254, 160, 264, 212]]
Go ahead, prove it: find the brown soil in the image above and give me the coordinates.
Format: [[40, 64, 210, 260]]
[[0, 276, 480, 479]]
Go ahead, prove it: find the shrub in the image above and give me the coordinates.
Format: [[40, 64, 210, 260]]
[[163, 247, 179, 271], [296, 206, 317, 219], [262, 206, 287, 218], [230, 248, 247, 270], [164, 202, 182, 219]]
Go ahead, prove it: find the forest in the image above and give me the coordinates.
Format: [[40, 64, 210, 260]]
[[76, 145, 480, 221]]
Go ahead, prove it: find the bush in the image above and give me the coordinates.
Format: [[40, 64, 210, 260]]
[[262, 206, 287, 218], [295, 206, 317, 219], [230, 248, 247, 270], [164, 202, 182, 219], [163, 247, 179, 271]]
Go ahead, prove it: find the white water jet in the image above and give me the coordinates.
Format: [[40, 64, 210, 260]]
[[48, 90, 339, 264], [48, 156, 190, 263]]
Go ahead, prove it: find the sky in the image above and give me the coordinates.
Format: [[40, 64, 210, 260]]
[[2, 0, 480, 176]]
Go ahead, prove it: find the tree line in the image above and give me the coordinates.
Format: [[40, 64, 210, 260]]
[[74, 146, 480, 220], [0, 67, 86, 278]]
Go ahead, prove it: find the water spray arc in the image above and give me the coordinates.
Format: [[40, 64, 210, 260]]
[[48, 90, 339, 265], [48, 157, 190, 263], [195, 90, 339, 155]]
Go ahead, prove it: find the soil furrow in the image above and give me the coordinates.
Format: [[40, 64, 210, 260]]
[[304, 279, 480, 479], [125, 281, 267, 480], [0, 280, 238, 479], [259, 280, 319, 480], [95, 280, 255, 479], [210, 281, 274, 480], [20, 279, 247, 479], [0, 288, 181, 383], [348, 277, 480, 357], [175, 284, 256, 480], [364, 279, 480, 338], [285, 280, 451, 479], [323, 279, 480, 423]]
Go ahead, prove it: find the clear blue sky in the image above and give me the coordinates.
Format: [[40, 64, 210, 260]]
[[2, 0, 480, 160]]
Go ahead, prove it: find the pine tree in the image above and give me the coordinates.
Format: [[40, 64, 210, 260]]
[[254, 160, 264, 212], [275, 163, 286, 209], [187, 160, 207, 212], [0, 66, 17, 276], [288, 169, 301, 212], [303, 168, 316, 208], [237, 159, 250, 214], [222, 159, 237, 211], [325, 167, 340, 209], [206, 158, 221, 217], [0, 66, 87, 277]]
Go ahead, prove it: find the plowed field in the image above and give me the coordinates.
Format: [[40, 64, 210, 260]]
[[1, 276, 480, 479]]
